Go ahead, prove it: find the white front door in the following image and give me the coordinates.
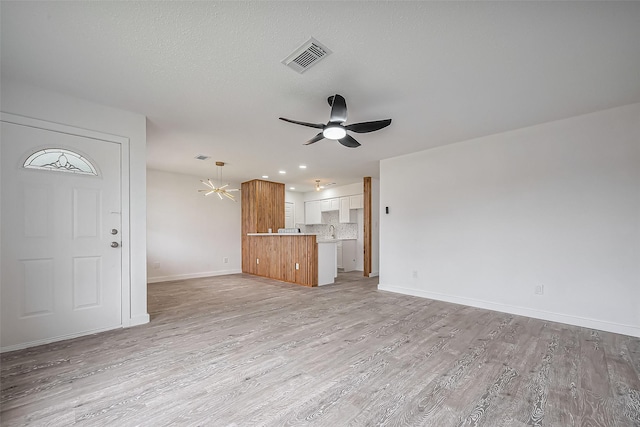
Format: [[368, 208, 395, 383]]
[[1, 121, 123, 350]]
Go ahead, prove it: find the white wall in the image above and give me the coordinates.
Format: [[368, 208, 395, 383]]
[[379, 103, 640, 337], [147, 169, 242, 283], [304, 182, 363, 202], [1, 79, 149, 327]]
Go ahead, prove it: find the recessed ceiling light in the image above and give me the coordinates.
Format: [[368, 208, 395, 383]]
[[262, 175, 269, 179], [279, 170, 286, 174], [299, 165, 307, 169], [289, 187, 295, 190]]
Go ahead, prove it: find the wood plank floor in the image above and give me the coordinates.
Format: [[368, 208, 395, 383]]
[[2, 272, 639, 426]]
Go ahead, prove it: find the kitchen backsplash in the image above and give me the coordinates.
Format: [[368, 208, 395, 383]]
[[296, 211, 358, 239]]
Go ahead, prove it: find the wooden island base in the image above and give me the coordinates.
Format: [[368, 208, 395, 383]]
[[243, 234, 318, 287]]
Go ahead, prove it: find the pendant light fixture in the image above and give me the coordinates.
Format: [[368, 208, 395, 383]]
[[198, 161, 239, 201]]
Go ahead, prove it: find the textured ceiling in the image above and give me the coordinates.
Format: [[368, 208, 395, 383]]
[[2, 1, 639, 191]]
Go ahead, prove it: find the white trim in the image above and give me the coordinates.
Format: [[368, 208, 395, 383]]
[[129, 313, 150, 326], [147, 269, 243, 284], [377, 284, 640, 338], [1, 112, 129, 144], [0, 112, 135, 331], [0, 324, 122, 353]]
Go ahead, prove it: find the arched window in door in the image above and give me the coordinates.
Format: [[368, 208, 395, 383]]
[[23, 148, 98, 176]]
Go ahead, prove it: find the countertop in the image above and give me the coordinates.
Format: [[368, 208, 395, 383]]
[[246, 233, 355, 242], [246, 233, 317, 236]]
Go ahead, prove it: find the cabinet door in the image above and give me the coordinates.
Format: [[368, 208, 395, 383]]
[[321, 199, 331, 212], [342, 240, 357, 272], [339, 197, 351, 223], [305, 201, 322, 224], [349, 194, 363, 209], [330, 198, 340, 211]]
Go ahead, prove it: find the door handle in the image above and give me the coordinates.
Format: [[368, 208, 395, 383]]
[[111, 242, 120, 248]]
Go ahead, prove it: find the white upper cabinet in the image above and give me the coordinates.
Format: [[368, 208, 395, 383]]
[[339, 197, 352, 223], [321, 198, 339, 212], [305, 200, 322, 224], [349, 194, 363, 209], [308, 194, 361, 224]]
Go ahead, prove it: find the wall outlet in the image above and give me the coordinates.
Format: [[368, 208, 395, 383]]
[[256, 258, 259, 264], [412, 270, 418, 279], [223, 257, 229, 264], [295, 262, 300, 270], [535, 284, 544, 295], [153, 262, 160, 269]]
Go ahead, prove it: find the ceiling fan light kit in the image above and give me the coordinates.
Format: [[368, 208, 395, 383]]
[[198, 161, 239, 202], [322, 125, 346, 140], [279, 94, 391, 148]]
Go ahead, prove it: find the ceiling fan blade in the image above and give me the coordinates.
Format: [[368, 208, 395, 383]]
[[328, 94, 347, 123], [304, 132, 325, 145], [338, 134, 361, 148], [279, 117, 324, 129], [345, 119, 392, 133]]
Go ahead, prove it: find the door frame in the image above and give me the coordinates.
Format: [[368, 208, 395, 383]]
[[0, 112, 132, 339]]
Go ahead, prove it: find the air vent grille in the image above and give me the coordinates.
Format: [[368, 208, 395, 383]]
[[195, 155, 210, 161], [282, 37, 332, 74]]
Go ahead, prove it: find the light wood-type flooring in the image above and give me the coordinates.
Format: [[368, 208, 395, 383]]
[[2, 272, 639, 426]]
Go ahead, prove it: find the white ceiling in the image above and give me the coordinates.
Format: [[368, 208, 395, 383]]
[[2, 1, 639, 192]]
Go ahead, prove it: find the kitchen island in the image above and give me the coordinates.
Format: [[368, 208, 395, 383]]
[[244, 233, 337, 287]]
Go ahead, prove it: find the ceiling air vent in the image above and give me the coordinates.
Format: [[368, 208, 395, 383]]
[[281, 37, 332, 74], [194, 155, 210, 161]]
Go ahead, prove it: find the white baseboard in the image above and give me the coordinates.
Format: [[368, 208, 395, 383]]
[[1, 324, 122, 353], [147, 269, 242, 284], [378, 284, 640, 338], [127, 313, 150, 327]]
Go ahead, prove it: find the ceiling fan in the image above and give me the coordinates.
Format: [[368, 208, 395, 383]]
[[198, 161, 239, 201], [279, 94, 391, 148]]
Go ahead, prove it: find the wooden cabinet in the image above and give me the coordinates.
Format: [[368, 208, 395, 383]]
[[305, 200, 322, 224]]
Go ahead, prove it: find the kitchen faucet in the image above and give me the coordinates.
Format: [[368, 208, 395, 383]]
[[329, 224, 335, 239]]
